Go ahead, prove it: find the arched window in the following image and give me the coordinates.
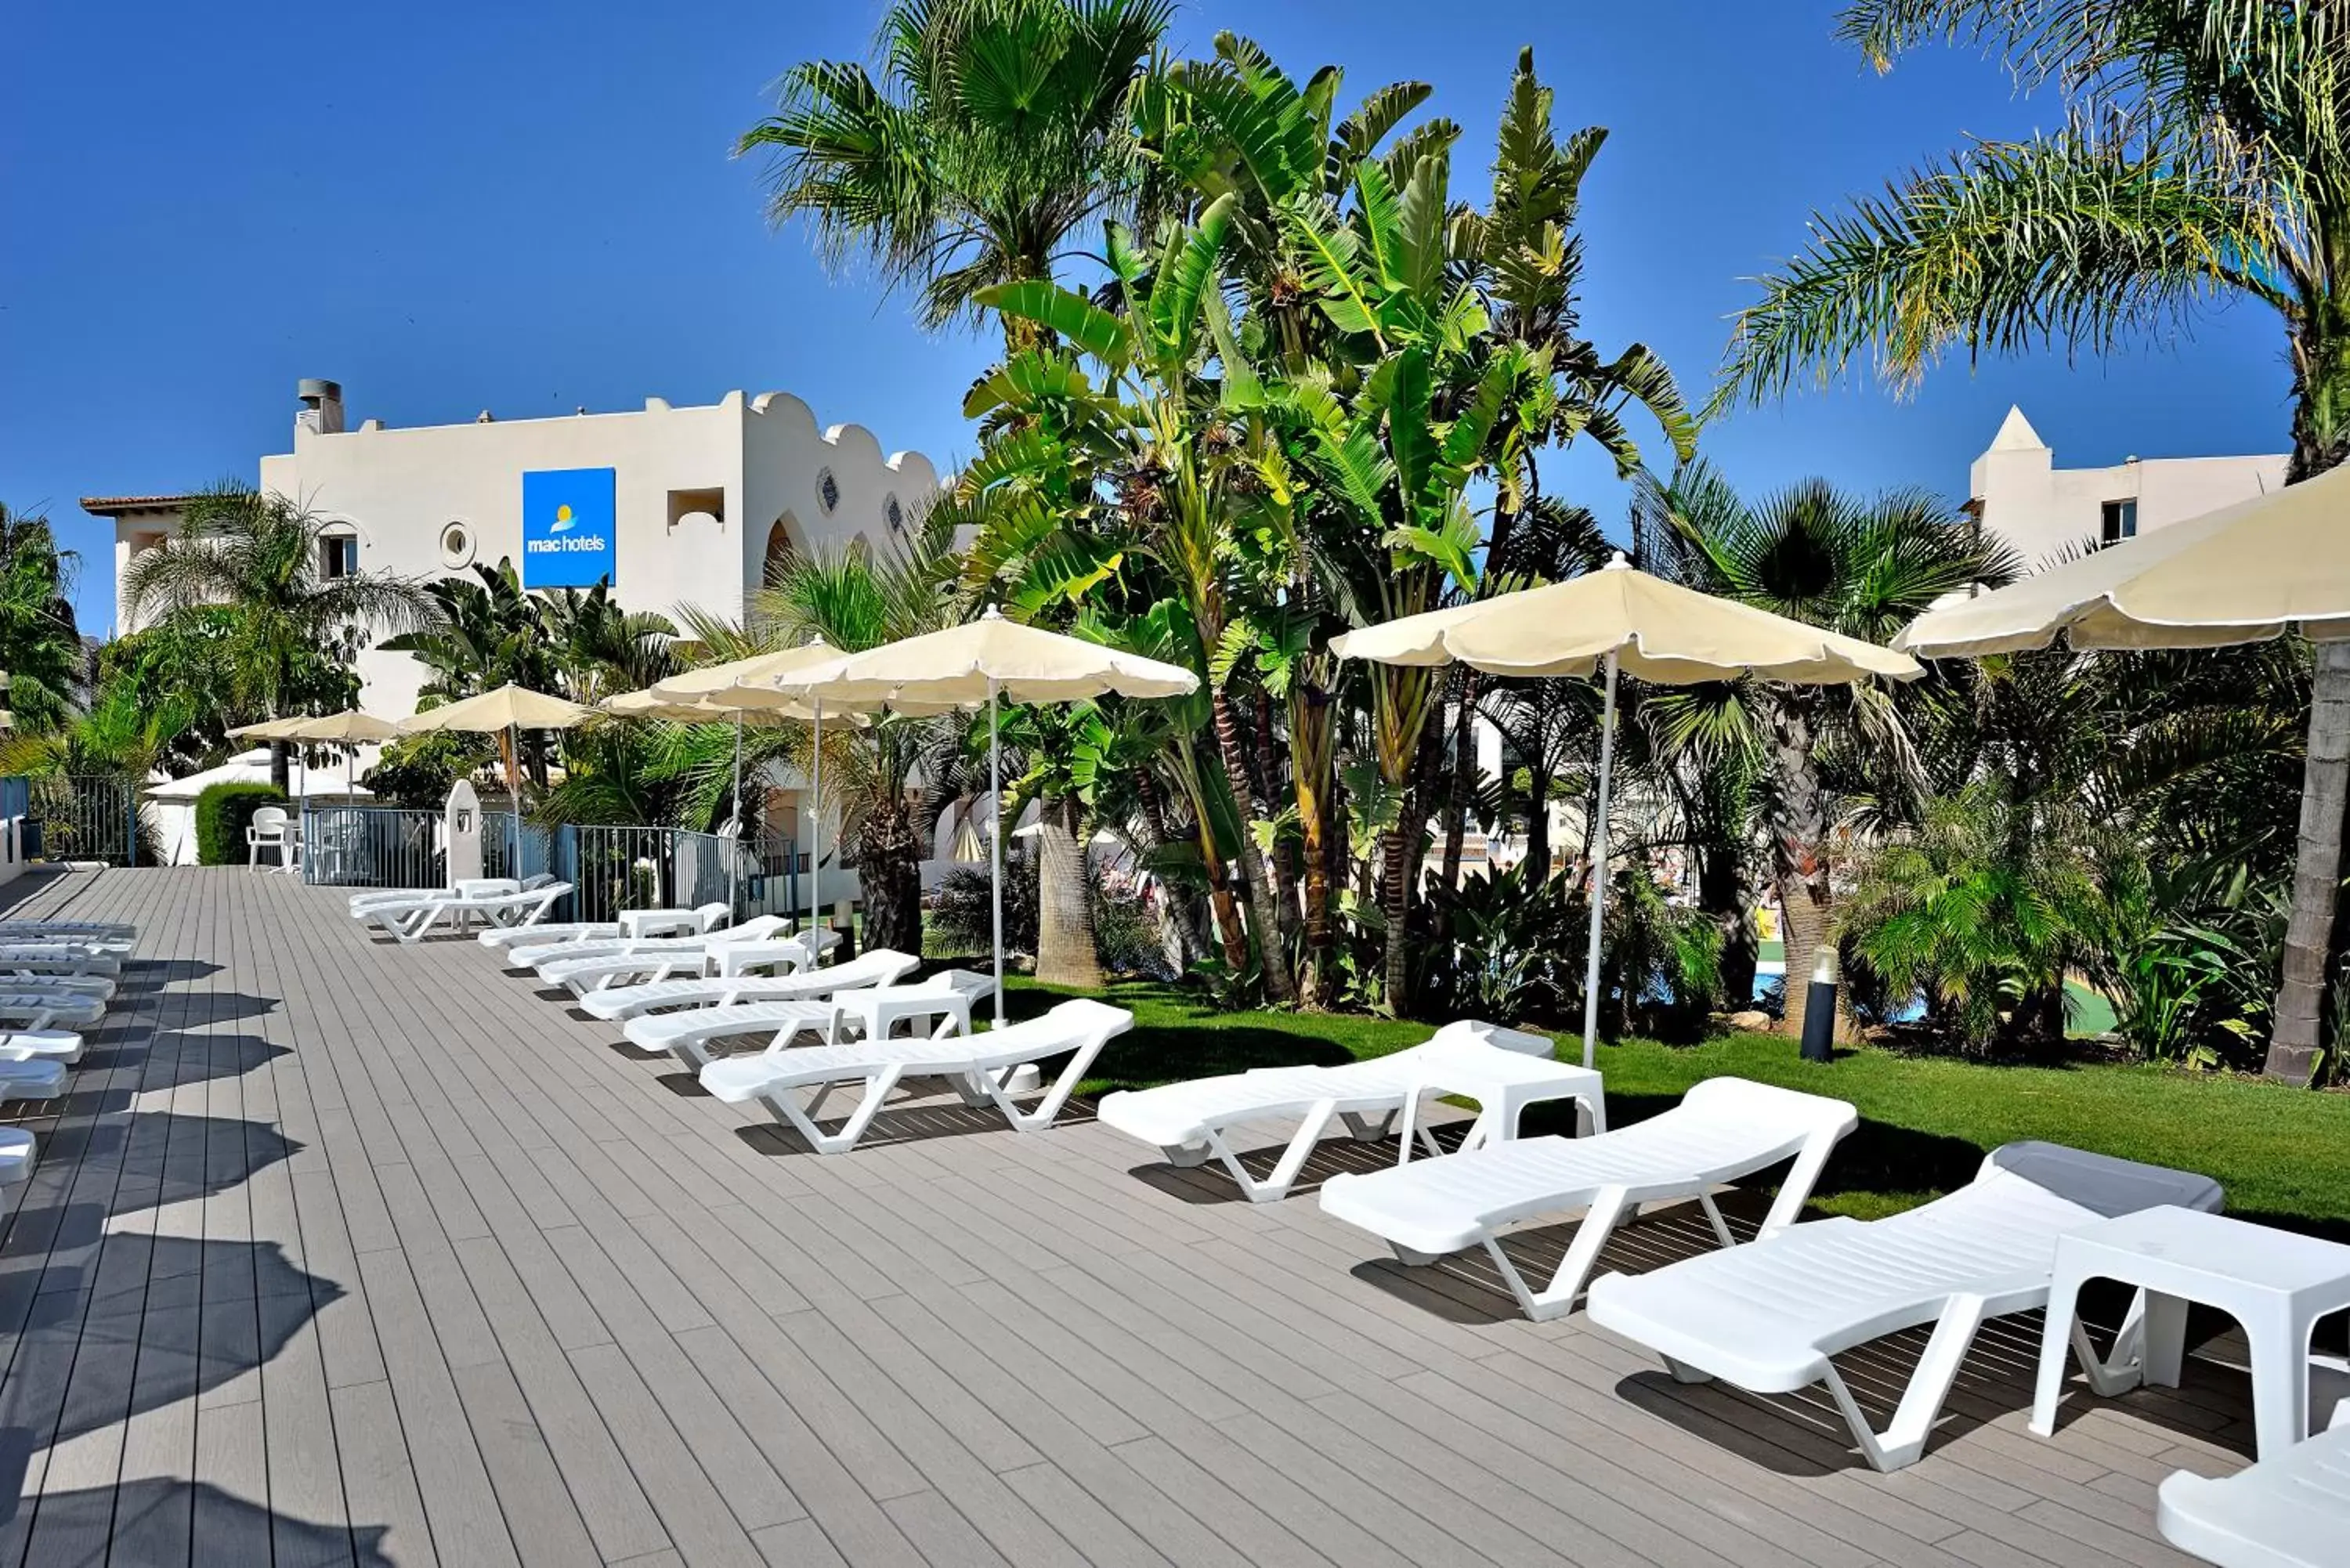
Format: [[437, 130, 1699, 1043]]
[[764, 515, 801, 587]]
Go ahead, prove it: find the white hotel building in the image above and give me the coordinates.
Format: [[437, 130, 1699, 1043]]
[[89, 378, 941, 718], [1967, 404, 2287, 562], [85, 380, 949, 889]]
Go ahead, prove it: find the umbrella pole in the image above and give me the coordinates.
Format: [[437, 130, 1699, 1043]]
[[990, 680, 1003, 1028], [508, 721, 520, 876], [1578, 650, 1620, 1072], [808, 701, 822, 939], [731, 712, 743, 916]]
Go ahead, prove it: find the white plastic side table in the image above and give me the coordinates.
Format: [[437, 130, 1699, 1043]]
[[1394, 1042, 1605, 1165], [2032, 1204, 2350, 1459], [830, 972, 992, 1049], [617, 907, 703, 939], [706, 938, 819, 980]]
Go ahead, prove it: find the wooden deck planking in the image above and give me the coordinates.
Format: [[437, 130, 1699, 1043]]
[[0, 867, 2266, 1566]]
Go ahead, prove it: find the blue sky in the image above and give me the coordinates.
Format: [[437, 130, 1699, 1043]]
[[2, 1, 2296, 634]]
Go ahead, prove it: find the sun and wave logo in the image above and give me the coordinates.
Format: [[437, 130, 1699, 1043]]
[[550, 504, 577, 534]]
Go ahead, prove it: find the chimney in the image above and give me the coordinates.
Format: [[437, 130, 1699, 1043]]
[[296, 378, 345, 436]]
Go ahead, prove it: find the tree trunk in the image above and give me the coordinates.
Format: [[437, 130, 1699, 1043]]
[[1524, 768, 1553, 885], [1379, 823, 1413, 1011], [1032, 793, 1104, 989], [1698, 836, 1755, 1013], [1777, 870, 1828, 1040], [1771, 699, 1833, 1044], [1212, 690, 1296, 1002], [1437, 673, 1481, 893], [1253, 696, 1303, 945], [1133, 771, 1208, 969], [856, 798, 924, 958], [1290, 677, 1336, 1008], [2267, 362, 2350, 1080], [269, 741, 291, 794], [2268, 637, 2350, 1082], [1035, 801, 1102, 986]]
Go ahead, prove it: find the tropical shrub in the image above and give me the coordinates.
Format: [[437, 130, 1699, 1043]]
[[1844, 780, 2113, 1053], [363, 734, 482, 810], [1416, 864, 1578, 1025], [195, 782, 288, 866], [929, 854, 1040, 962]]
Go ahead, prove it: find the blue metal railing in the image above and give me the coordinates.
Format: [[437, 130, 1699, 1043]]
[[302, 805, 444, 888], [303, 805, 796, 925]]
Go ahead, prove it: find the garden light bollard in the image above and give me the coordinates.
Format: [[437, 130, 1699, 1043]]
[[1801, 943, 1839, 1063]]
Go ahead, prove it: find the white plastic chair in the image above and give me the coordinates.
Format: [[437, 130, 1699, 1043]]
[[246, 806, 293, 872]]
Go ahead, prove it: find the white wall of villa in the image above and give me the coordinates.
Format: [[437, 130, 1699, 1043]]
[[1969, 405, 2287, 566], [88, 378, 942, 890], [99, 379, 940, 721]]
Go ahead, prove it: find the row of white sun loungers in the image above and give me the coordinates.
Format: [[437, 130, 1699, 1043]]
[[0, 917, 138, 1188], [379, 876, 2318, 1563]]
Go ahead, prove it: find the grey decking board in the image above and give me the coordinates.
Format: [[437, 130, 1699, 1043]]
[[0, 870, 2257, 1566]]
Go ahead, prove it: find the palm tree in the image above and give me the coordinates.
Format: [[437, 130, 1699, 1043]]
[[1638, 462, 2016, 1043], [737, 0, 1171, 344], [754, 519, 967, 956], [0, 504, 85, 734], [1716, 0, 2350, 1082], [118, 484, 434, 790]]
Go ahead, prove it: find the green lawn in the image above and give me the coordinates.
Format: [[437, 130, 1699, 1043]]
[[996, 975, 2350, 1238]]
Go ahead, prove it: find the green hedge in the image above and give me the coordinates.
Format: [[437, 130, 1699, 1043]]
[[196, 782, 289, 866]]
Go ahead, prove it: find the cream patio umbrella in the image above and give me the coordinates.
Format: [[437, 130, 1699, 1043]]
[[399, 685, 591, 870], [1896, 464, 2350, 1080], [1332, 555, 1923, 1067], [660, 639, 855, 929], [281, 708, 400, 799], [1894, 464, 2350, 656], [765, 607, 1200, 1024], [599, 679, 862, 916], [226, 716, 315, 742]]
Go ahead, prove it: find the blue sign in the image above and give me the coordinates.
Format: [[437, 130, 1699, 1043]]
[[520, 468, 616, 588]]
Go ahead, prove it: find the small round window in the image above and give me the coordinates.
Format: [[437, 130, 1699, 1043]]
[[439, 521, 476, 569], [884, 493, 905, 533], [817, 470, 841, 515]]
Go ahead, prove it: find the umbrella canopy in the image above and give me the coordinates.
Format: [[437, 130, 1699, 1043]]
[[765, 608, 1202, 1023], [396, 684, 591, 734], [226, 716, 315, 741], [148, 749, 370, 803], [1895, 464, 2350, 656], [653, 639, 845, 707], [768, 607, 1199, 709], [280, 709, 400, 743], [1332, 556, 1921, 684], [1335, 555, 1922, 1068]]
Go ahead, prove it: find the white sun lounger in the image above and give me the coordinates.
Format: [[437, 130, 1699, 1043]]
[[2158, 1408, 2349, 1568], [0, 1060, 67, 1104], [580, 947, 921, 1024], [538, 930, 821, 997], [349, 880, 516, 914], [1585, 1140, 2225, 1472], [0, 1031, 83, 1065], [622, 966, 985, 1068], [1318, 1077, 1857, 1318], [1097, 1021, 1596, 1204], [509, 913, 786, 974], [698, 996, 1131, 1154], [478, 901, 732, 952], [0, 945, 122, 977], [0, 1128, 34, 1185], [360, 879, 573, 943], [0, 974, 114, 1003], [0, 993, 104, 1029], [0, 919, 134, 944]]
